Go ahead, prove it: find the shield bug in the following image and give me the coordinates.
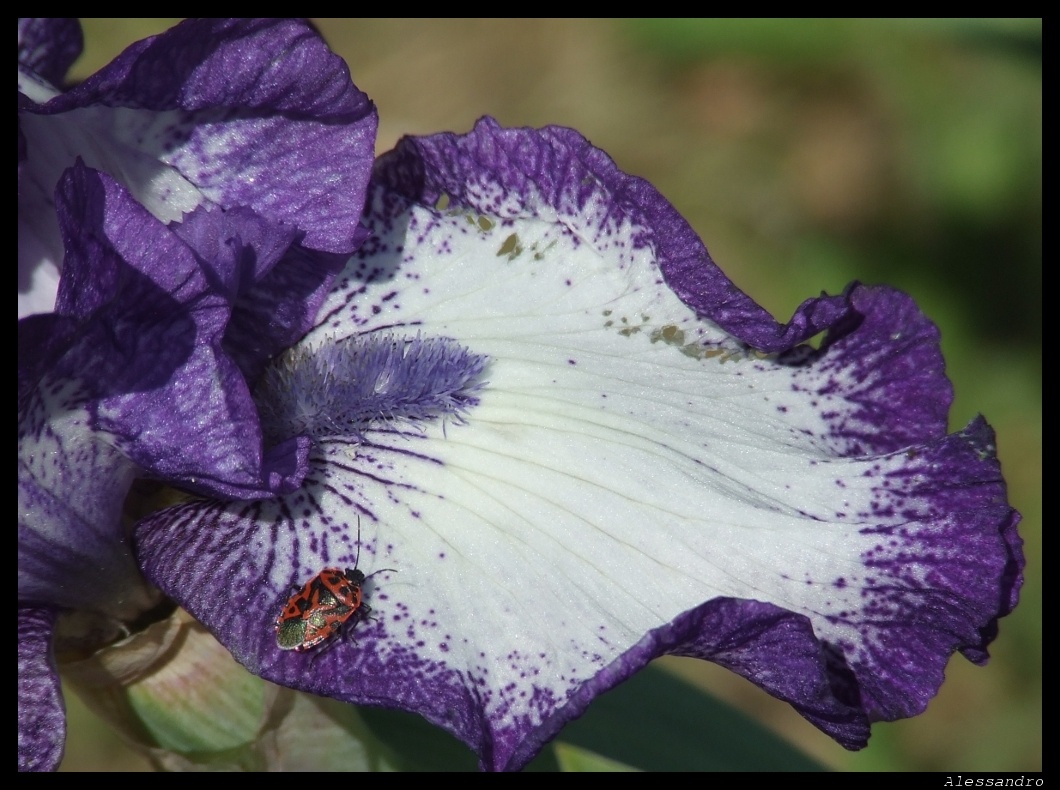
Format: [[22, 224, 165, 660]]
[[275, 520, 394, 652]]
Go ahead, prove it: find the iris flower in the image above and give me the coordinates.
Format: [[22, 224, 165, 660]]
[[18, 19, 1022, 773], [137, 119, 1019, 770]]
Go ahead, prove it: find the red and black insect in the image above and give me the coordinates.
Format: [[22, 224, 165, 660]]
[[275, 522, 394, 652]]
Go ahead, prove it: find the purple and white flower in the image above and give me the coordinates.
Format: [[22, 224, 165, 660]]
[[134, 118, 1023, 771]]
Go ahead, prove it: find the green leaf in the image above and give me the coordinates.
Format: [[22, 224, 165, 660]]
[[359, 707, 481, 772], [540, 663, 825, 771], [553, 742, 640, 772]]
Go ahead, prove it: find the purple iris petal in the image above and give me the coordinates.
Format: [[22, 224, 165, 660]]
[[136, 118, 1021, 771], [167, 201, 350, 382], [222, 244, 353, 383], [17, 18, 82, 89], [18, 607, 65, 773], [19, 162, 312, 614], [19, 18, 377, 318], [25, 17, 376, 253], [55, 162, 308, 499]]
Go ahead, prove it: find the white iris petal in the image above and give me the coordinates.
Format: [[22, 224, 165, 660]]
[[275, 191, 891, 730]]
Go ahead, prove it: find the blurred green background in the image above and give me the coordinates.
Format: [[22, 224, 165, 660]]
[[62, 18, 1041, 772]]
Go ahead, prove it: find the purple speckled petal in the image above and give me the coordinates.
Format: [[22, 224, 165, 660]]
[[167, 202, 349, 379], [19, 163, 308, 612], [19, 17, 376, 317], [222, 244, 352, 382], [18, 607, 65, 772], [136, 119, 1020, 771], [17, 18, 82, 88], [50, 162, 308, 499], [18, 370, 144, 612]]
